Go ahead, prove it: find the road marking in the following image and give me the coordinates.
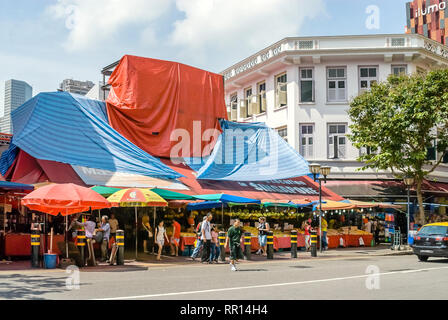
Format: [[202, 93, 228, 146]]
[[95, 265, 448, 300]]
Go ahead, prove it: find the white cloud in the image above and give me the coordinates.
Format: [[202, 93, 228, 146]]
[[171, 0, 326, 67], [47, 0, 173, 51]]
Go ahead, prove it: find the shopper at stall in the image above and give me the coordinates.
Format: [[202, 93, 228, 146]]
[[304, 219, 312, 252], [209, 224, 220, 263], [76, 215, 96, 240], [201, 213, 213, 264], [256, 217, 270, 256], [142, 214, 153, 254], [363, 218, 372, 234], [98, 216, 110, 262], [190, 216, 207, 261], [109, 213, 119, 241], [155, 220, 169, 261], [226, 219, 244, 272], [170, 218, 181, 257]]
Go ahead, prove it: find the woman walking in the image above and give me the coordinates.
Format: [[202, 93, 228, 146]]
[[154, 220, 169, 261]]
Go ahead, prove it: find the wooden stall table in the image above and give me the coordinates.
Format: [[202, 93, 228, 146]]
[[4, 233, 65, 257]]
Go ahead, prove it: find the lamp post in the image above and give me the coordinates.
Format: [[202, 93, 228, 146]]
[[309, 164, 331, 253], [403, 176, 415, 247]]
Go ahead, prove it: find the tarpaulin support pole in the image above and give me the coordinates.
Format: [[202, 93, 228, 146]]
[[221, 203, 224, 226], [153, 207, 156, 255], [267, 231, 274, 260], [135, 207, 138, 261], [65, 213, 69, 259]]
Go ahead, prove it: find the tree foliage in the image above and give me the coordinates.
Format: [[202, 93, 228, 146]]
[[348, 69, 448, 223]]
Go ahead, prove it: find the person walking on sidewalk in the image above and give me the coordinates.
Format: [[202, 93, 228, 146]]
[[209, 225, 220, 263], [191, 216, 207, 260], [201, 213, 213, 263], [321, 217, 328, 251], [155, 220, 169, 261], [226, 219, 244, 272], [256, 217, 270, 256]]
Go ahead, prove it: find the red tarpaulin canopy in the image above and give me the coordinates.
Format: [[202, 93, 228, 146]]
[[6, 150, 86, 186], [106, 55, 228, 158]]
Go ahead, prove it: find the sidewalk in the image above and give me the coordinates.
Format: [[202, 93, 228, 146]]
[[0, 245, 413, 273]]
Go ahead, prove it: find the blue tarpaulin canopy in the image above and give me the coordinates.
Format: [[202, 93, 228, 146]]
[[0, 181, 34, 191], [0, 92, 181, 180], [193, 193, 261, 204], [186, 120, 311, 181], [186, 201, 226, 211]]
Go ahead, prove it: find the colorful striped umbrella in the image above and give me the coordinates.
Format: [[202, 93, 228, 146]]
[[107, 188, 168, 260]]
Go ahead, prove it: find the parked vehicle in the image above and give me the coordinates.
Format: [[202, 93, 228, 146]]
[[412, 222, 448, 261]]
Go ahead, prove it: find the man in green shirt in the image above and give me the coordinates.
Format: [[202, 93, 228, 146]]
[[225, 219, 244, 272]]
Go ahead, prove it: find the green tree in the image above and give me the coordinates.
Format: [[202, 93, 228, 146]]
[[348, 69, 448, 224]]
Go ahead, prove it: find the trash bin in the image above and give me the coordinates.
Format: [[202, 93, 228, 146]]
[[44, 253, 58, 269]]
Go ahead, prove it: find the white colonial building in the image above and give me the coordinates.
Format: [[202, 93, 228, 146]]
[[221, 33, 448, 195]]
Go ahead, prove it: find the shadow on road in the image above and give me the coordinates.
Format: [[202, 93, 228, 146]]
[[0, 273, 70, 300], [236, 269, 268, 272]]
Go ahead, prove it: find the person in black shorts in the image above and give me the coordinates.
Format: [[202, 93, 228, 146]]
[[225, 219, 244, 272]]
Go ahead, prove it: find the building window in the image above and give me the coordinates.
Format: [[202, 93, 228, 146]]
[[392, 65, 407, 76], [359, 66, 378, 93], [275, 73, 287, 109], [258, 82, 267, 114], [276, 126, 288, 142], [327, 67, 347, 102], [299, 68, 314, 103], [240, 87, 252, 118], [328, 124, 347, 159], [359, 146, 378, 157], [299, 124, 314, 158], [229, 94, 238, 121]]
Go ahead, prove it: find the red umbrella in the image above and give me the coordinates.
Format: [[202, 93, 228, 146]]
[[22, 183, 112, 260], [22, 183, 111, 216]]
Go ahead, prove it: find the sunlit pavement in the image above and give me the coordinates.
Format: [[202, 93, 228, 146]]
[[0, 248, 440, 301]]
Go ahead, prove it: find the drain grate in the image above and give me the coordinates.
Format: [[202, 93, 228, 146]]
[[289, 265, 313, 269]]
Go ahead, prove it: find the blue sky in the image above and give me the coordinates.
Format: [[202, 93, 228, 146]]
[[0, 0, 410, 111]]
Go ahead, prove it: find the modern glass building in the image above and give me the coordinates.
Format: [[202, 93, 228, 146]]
[[1, 79, 33, 134]]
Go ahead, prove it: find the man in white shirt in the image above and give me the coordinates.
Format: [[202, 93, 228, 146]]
[[201, 213, 213, 263], [364, 219, 372, 234]]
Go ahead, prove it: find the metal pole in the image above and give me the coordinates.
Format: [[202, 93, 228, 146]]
[[65, 214, 69, 259], [135, 207, 138, 260], [407, 186, 410, 246], [319, 179, 323, 253], [221, 203, 224, 226]]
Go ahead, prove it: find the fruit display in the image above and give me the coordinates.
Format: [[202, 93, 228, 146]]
[[180, 232, 196, 237], [224, 208, 307, 221], [162, 209, 184, 220]]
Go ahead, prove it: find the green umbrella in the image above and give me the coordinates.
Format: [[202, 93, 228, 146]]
[[91, 186, 122, 197], [151, 188, 197, 200]]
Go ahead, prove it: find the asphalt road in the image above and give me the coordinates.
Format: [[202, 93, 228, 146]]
[[1, 255, 448, 300]]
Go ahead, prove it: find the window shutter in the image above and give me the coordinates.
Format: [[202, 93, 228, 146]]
[[239, 101, 246, 118], [260, 91, 267, 112], [328, 137, 335, 159], [278, 84, 287, 105]]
